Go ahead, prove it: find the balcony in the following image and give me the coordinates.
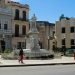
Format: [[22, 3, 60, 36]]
[[0, 8, 12, 16], [14, 17, 29, 22], [0, 29, 12, 35], [12, 34, 26, 37]]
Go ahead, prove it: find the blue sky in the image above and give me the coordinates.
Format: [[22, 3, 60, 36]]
[[11, 0, 75, 23]]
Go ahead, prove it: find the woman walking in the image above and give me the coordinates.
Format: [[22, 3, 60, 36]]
[[18, 48, 24, 63]]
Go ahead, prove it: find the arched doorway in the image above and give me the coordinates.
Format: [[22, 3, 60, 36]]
[[1, 40, 5, 53]]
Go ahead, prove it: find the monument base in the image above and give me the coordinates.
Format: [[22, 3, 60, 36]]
[[14, 49, 52, 58]]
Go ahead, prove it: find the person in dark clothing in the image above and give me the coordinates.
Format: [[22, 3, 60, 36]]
[[18, 48, 24, 63]]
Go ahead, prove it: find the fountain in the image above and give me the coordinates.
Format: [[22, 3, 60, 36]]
[[14, 14, 51, 59], [22, 14, 50, 58]]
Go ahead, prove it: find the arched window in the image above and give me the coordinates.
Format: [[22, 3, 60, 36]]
[[23, 11, 26, 21], [15, 9, 19, 20]]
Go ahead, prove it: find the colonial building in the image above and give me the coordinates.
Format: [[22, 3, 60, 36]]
[[0, 0, 12, 52], [55, 17, 75, 52], [36, 21, 55, 50], [0, 0, 55, 52], [0, 0, 29, 51], [7, 0, 29, 49]]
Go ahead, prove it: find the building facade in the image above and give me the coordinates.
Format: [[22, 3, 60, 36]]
[[7, 1, 29, 49], [55, 17, 75, 51], [36, 21, 55, 50], [0, 0, 29, 51], [0, 0, 55, 52], [0, 0, 12, 52]]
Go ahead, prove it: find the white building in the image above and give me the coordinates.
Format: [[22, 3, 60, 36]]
[[0, 0, 12, 52]]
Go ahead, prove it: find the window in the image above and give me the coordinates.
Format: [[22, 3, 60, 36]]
[[29, 23, 30, 29], [17, 42, 26, 49], [15, 9, 19, 20], [0, 21, 1, 29], [62, 27, 65, 33], [17, 42, 21, 49], [23, 11, 26, 21], [22, 25, 26, 35], [71, 39, 75, 45], [70, 27, 74, 33], [62, 39, 65, 45], [15, 24, 19, 37], [62, 46, 66, 52], [22, 42, 26, 49], [4, 24, 8, 30], [71, 46, 75, 49], [53, 31, 55, 37], [39, 41, 42, 49]]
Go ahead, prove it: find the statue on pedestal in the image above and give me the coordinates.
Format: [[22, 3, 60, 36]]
[[27, 14, 40, 52]]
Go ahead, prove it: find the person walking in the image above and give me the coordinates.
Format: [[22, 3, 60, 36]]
[[18, 48, 24, 63]]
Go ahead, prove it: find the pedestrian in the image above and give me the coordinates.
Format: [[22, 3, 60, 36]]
[[18, 48, 24, 63]]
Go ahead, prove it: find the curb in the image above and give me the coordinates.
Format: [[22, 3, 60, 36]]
[[0, 63, 75, 67]]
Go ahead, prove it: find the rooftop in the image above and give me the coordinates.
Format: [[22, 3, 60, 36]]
[[8, 1, 29, 9], [37, 21, 55, 26]]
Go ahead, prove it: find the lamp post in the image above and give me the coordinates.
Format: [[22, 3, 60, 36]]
[[63, 35, 66, 55], [55, 36, 57, 46], [54, 35, 57, 52], [48, 36, 50, 50], [25, 36, 27, 49]]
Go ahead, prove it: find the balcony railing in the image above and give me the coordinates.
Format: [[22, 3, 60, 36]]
[[12, 34, 26, 37], [14, 17, 29, 22], [0, 8, 12, 15], [0, 29, 12, 34]]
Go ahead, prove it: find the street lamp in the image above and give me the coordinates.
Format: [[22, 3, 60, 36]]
[[53, 35, 57, 52], [48, 36, 50, 50], [25, 36, 27, 49], [63, 35, 66, 55]]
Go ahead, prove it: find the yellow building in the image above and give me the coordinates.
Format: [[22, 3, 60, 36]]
[[8, 1, 29, 49], [55, 17, 75, 52]]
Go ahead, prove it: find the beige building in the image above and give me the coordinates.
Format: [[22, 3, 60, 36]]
[[7, 1, 29, 49], [0, 0, 29, 50], [55, 17, 75, 51], [36, 21, 55, 50]]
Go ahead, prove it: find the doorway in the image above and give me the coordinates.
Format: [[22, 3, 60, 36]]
[[1, 40, 5, 53]]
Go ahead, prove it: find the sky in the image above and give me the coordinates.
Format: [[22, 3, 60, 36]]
[[11, 0, 75, 23]]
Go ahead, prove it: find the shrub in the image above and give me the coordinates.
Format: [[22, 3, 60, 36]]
[[4, 49, 12, 53]]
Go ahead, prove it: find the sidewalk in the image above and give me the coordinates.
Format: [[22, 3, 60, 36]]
[[0, 56, 75, 67]]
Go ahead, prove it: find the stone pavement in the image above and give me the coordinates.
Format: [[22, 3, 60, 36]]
[[0, 56, 75, 67]]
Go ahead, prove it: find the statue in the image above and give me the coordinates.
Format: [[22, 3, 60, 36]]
[[27, 14, 40, 52]]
